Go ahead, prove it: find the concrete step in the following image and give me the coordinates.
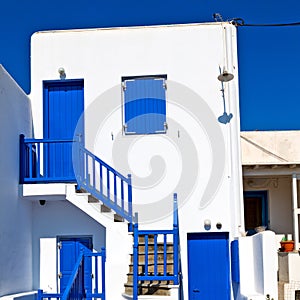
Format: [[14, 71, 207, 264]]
[[124, 283, 172, 296], [129, 263, 174, 274], [131, 252, 174, 262], [138, 243, 174, 253], [126, 273, 174, 285]]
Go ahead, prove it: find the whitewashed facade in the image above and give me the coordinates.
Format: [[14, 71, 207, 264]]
[[0, 23, 279, 300]]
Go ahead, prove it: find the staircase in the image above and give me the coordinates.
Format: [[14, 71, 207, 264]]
[[20, 136, 180, 300], [123, 195, 180, 300], [124, 234, 177, 297]]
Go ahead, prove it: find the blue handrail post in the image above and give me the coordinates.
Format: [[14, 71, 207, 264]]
[[133, 215, 139, 300], [101, 247, 106, 300], [37, 289, 43, 300], [81, 250, 86, 300], [173, 193, 179, 285], [128, 174, 133, 232], [76, 141, 84, 191], [19, 134, 25, 184]]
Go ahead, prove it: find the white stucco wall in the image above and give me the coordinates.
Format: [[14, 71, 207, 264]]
[[31, 200, 106, 291], [29, 22, 243, 230], [29, 23, 243, 299], [0, 66, 33, 296], [238, 231, 278, 299]]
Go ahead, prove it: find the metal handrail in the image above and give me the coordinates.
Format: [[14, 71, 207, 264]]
[[76, 144, 133, 225]]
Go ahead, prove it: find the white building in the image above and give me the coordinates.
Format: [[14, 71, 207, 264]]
[[0, 22, 279, 300]]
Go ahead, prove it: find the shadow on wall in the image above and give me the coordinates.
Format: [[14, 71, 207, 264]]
[[0, 291, 37, 300]]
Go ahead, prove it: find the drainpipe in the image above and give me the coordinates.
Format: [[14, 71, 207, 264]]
[[292, 174, 299, 250]]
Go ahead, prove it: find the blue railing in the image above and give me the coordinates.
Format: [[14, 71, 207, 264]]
[[38, 248, 106, 300], [132, 194, 179, 300], [20, 135, 133, 225], [76, 144, 133, 225], [20, 135, 76, 183]]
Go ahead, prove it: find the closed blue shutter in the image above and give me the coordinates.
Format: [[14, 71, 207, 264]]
[[124, 77, 166, 134]]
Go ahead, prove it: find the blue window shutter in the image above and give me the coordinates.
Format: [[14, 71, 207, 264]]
[[124, 78, 166, 134]]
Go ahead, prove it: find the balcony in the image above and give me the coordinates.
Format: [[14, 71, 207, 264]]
[[19, 134, 133, 224]]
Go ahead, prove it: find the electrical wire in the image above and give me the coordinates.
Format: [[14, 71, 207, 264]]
[[230, 17, 300, 27]]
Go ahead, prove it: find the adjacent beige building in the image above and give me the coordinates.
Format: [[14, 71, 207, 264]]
[[241, 130, 300, 300]]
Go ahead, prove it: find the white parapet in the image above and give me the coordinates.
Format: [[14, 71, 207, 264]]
[[238, 231, 278, 300]]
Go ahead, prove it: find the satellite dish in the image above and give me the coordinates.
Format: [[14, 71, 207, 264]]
[[218, 70, 234, 82]]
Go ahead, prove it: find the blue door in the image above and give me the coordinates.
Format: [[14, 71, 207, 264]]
[[43, 80, 84, 180], [187, 232, 230, 300], [59, 237, 92, 294]]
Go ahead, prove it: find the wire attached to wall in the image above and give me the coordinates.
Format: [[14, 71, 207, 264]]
[[230, 18, 300, 27], [213, 13, 300, 27]]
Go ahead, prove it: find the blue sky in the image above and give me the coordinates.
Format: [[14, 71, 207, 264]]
[[0, 0, 300, 131]]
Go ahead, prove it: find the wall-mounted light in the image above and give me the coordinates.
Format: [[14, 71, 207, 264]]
[[218, 70, 234, 82], [204, 219, 211, 231], [217, 65, 233, 124], [58, 67, 66, 79], [218, 26, 234, 82]]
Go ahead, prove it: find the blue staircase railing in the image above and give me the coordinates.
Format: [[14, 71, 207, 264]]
[[75, 144, 133, 225], [132, 193, 179, 300], [19, 135, 133, 225], [38, 248, 106, 300]]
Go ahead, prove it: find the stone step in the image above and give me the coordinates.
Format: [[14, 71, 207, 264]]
[[124, 283, 171, 296], [125, 273, 175, 285], [130, 253, 174, 264], [129, 263, 174, 275], [138, 243, 174, 252]]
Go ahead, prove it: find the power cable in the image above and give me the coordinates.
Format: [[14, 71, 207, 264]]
[[230, 17, 300, 27], [213, 14, 300, 27]]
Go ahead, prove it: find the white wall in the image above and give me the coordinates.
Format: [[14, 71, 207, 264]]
[[29, 23, 243, 299], [238, 231, 278, 300], [31, 200, 106, 291], [0, 66, 33, 296], [30, 23, 242, 229]]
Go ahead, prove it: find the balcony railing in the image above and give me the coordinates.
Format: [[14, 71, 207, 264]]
[[19, 135, 76, 183], [20, 135, 133, 225]]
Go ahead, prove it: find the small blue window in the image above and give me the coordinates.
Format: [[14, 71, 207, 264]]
[[122, 76, 167, 135]]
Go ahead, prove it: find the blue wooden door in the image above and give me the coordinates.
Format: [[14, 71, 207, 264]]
[[59, 237, 92, 294], [43, 80, 84, 180], [187, 232, 230, 300]]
